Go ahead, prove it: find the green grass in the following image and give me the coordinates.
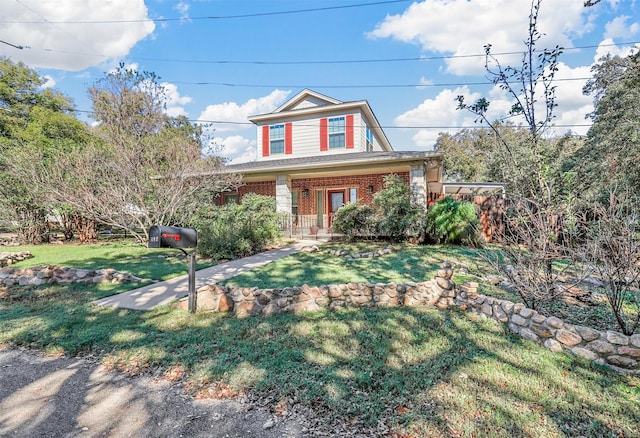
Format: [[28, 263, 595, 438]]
[[222, 241, 504, 294], [1, 241, 639, 436], [7, 240, 215, 282]]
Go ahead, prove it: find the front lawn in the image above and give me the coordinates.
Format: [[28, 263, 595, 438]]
[[1, 241, 639, 436], [222, 241, 509, 296], [6, 240, 215, 282]]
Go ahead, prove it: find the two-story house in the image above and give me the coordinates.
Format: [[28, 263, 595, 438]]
[[219, 89, 446, 234]]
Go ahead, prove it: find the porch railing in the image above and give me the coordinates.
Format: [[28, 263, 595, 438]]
[[278, 213, 339, 239]]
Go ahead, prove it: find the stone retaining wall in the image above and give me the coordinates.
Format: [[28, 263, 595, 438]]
[[456, 282, 640, 374], [190, 262, 457, 317], [185, 260, 640, 375], [1, 265, 143, 287], [0, 251, 33, 267], [0, 236, 20, 247]]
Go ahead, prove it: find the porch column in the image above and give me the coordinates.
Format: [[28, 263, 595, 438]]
[[410, 164, 427, 208], [275, 175, 292, 214]]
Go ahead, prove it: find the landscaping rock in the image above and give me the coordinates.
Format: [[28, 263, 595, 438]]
[[555, 329, 583, 347], [571, 347, 599, 361], [0, 264, 143, 289], [586, 340, 615, 355], [606, 355, 637, 369], [606, 331, 629, 346]]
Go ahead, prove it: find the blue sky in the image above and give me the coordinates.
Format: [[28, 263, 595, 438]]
[[1, 0, 638, 163]]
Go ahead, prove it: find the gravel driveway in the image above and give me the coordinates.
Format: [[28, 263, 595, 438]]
[[0, 348, 308, 438]]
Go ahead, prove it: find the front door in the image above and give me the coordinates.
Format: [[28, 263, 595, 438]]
[[328, 190, 345, 226]]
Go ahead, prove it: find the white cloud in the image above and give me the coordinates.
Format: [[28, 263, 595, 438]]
[[552, 63, 594, 136], [174, 2, 191, 23], [395, 68, 593, 150], [213, 135, 258, 164], [161, 82, 192, 117], [368, 0, 591, 76], [395, 86, 498, 148], [604, 15, 639, 39], [198, 89, 291, 132], [41, 75, 56, 89], [593, 37, 638, 61], [0, 0, 155, 71]]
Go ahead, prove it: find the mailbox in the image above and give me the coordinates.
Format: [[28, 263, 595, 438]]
[[148, 225, 197, 249]]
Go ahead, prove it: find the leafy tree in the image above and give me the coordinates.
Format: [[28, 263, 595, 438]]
[[572, 53, 640, 209], [0, 57, 90, 243], [38, 64, 241, 241]]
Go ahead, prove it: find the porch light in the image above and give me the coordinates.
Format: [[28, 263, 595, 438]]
[[302, 189, 309, 198], [367, 185, 374, 194]]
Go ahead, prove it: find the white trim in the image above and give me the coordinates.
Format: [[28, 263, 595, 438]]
[[441, 182, 506, 198]]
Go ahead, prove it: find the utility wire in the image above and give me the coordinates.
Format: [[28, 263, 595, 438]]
[[0, 0, 411, 24], [69, 108, 592, 130], [18, 41, 640, 66], [166, 77, 591, 88]]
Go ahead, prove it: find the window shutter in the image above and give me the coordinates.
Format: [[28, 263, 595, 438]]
[[262, 125, 270, 157], [285, 122, 293, 155], [320, 118, 328, 151], [346, 114, 354, 149]]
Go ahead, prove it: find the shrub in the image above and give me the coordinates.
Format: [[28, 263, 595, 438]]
[[427, 196, 482, 246], [331, 202, 375, 240], [372, 174, 422, 241], [191, 194, 281, 259]]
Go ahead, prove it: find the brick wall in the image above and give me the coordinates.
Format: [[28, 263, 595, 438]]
[[214, 172, 413, 216], [215, 180, 276, 206], [292, 172, 409, 215]]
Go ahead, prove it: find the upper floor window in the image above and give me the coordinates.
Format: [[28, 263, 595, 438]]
[[328, 117, 345, 149], [366, 127, 374, 152], [270, 124, 285, 154]]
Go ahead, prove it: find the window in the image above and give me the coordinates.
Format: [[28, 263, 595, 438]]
[[349, 188, 357, 203], [270, 124, 285, 154], [366, 127, 374, 152], [291, 191, 299, 219], [223, 194, 238, 204], [328, 117, 345, 149]]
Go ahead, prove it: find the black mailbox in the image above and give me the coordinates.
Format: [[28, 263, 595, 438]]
[[148, 225, 197, 249]]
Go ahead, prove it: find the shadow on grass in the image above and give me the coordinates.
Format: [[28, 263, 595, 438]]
[[1, 281, 638, 437]]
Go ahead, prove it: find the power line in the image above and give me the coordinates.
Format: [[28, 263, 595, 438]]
[[0, 0, 411, 24], [166, 77, 591, 89], [18, 41, 640, 66], [70, 108, 592, 130]]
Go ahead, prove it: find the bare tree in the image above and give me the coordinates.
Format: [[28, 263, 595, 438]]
[[22, 65, 241, 242], [457, 0, 579, 309], [581, 193, 640, 335]]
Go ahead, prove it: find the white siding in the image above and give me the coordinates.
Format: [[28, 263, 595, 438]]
[[257, 110, 373, 161], [290, 96, 333, 111]]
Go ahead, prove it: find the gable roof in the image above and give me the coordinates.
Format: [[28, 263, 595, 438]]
[[248, 89, 394, 152], [272, 89, 342, 113]]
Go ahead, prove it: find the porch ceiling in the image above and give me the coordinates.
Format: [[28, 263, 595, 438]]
[[241, 162, 414, 182], [226, 151, 443, 183]]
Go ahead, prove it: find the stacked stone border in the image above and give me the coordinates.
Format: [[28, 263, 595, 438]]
[[1, 264, 144, 287], [0, 236, 20, 247], [455, 282, 640, 374], [189, 262, 457, 316], [189, 261, 639, 375], [0, 251, 33, 267], [326, 244, 395, 259]]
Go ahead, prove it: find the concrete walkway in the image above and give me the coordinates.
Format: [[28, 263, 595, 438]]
[[92, 239, 324, 311]]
